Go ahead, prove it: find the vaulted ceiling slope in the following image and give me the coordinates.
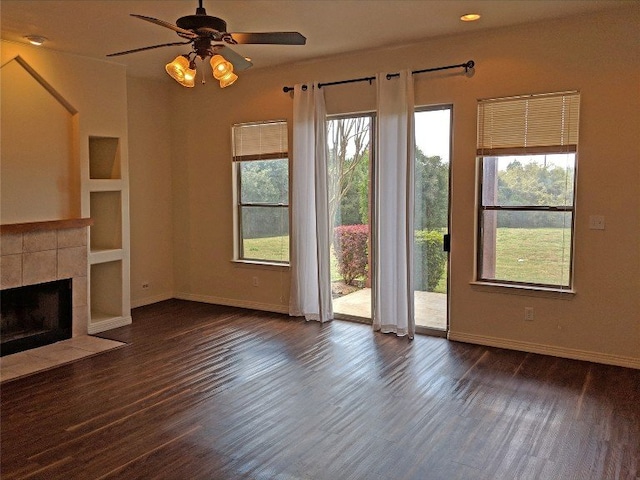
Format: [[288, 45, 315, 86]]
[[0, 0, 633, 81]]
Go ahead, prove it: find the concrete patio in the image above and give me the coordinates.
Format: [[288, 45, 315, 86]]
[[332, 288, 447, 331]]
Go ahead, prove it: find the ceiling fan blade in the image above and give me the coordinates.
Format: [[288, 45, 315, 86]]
[[107, 41, 192, 57], [229, 32, 306, 45], [214, 45, 253, 71], [131, 14, 198, 38]]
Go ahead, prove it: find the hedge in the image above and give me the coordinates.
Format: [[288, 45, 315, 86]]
[[414, 230, 447, 291]]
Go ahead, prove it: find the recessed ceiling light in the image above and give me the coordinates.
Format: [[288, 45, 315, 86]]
[[25, 35, 47, 46], [460, 13, 481, 22]]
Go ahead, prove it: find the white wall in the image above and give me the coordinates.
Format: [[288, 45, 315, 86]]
[[168, 6, 640, 367], [0, 59, 75, 223], [127, 76, 175, 307], [1, 42, 128, 224]]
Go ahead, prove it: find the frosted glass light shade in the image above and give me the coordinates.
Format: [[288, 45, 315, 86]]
[[210, 55, 238, 87], [219, 72, 238, 88], [165, 56, 196, 87], [210, 55, 233, 79]]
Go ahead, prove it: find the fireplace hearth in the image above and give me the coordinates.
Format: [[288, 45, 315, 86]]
[[1, 279, 72, 356]]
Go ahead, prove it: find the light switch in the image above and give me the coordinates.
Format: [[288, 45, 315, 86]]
[[589, 215, 605, 230]]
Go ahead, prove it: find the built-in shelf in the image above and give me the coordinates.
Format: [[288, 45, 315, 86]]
[[90, 312, 119, 323], [90, 248, 123, 264], [89, 136, 121, 180], [89, 191, 122, 251], [87, 179, 124, 192], [90, 261, 123, 322], [84, 134, 130, 333]]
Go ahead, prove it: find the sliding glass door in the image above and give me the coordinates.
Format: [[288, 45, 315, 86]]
[[326, 107, 451, 334], [414, 106, 451, 333], [327, 114, 374, 321]]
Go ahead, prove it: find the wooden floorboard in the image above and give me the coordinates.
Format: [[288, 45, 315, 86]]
[[1, 299, 639, 479]]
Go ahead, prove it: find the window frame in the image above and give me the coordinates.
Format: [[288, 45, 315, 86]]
[[476, 154, 577, 290], [475, 92, 580, 291], [232, 120, 290, 266]]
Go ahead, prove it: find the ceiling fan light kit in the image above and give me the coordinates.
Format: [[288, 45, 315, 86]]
[[107, 0, 306, 89], [165, 55, 197, 87]]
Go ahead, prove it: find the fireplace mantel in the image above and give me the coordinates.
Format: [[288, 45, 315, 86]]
[[0, 218, 93, 235]]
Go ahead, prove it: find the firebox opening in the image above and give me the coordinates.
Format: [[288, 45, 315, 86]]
[[1, 278, 72, 356]]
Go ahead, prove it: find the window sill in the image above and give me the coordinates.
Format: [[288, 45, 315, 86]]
[[470, 281, 575, 299], [231, 259, 290, 269]]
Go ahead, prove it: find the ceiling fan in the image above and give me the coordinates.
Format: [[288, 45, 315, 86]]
[[107, 0, 306, 88]]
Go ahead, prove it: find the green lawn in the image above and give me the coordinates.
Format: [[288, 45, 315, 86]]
[[494, 227, 571, 285], [243, 236, 289, 263], [244, 227, 571, 288]]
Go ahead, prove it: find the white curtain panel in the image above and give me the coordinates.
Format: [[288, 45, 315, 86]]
[[289, 84, 333, 322], [373, 70, 416, 338]]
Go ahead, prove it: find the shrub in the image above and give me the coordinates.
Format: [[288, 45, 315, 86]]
[[414, 230, 447, 291], [333, 224, 368, 285]]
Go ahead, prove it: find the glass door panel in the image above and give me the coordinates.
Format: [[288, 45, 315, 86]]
[[327, 115, 373, 321], [414, 107, 451, 332]]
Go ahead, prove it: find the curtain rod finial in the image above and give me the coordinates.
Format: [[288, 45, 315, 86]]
[[465, 60, 476, 77]]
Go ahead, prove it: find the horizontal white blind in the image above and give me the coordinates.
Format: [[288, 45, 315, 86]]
[[232, 120, 288, 161], [477, 91, 580, 155]]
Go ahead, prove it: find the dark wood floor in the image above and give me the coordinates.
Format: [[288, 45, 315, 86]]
[[1, 300, 639, 479]]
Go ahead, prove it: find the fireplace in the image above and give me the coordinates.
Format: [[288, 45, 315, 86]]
[[1, 218, 92, 358], [1, 279, 72, 356]]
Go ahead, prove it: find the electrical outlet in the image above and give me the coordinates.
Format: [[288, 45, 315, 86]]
[[142, 282, 150, 289], [252, 277, 259, 287], [524, 307, 534, 321]]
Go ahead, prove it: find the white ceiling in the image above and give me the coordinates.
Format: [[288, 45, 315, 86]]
[[1, 0, 633, 82]]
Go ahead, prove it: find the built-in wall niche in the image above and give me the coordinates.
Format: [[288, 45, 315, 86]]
[[89, 191, 122, 251], [90, 261, 123, 322], [89, 136, 121, 180], [85, 131, 130, 332]]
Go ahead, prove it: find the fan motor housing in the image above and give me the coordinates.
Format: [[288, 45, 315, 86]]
[[177, 14, 227, 33]]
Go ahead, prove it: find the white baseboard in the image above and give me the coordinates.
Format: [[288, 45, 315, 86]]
[[448, 331, 640, 370], [131, 292, 174, 309], [88, 315, 132, 334], [174, 292, 289, 315]]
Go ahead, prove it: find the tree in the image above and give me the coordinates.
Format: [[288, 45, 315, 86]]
[[337, 153, 368, 225], [414, 147, 449, 230], [239, 159, 289, 238], [326, 117, 371, 228], [240, 159, 288, 203], [497, 158, 575, 228]]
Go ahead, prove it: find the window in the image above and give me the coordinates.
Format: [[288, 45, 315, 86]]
[[476, 91, 580, 288], [232, 121, 289, 264]]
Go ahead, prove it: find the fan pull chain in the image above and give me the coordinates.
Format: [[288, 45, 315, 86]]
[[201, 68, 206, 85]]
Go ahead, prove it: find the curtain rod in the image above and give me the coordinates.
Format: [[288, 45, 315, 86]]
[[282, 60, 474, 93]]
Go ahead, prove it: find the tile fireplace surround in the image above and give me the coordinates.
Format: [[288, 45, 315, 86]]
[[1, 218, 93, 339]]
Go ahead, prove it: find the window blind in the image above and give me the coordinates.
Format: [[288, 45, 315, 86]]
[[477, 91, 580, 156], [232, 120, 288, 161]]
